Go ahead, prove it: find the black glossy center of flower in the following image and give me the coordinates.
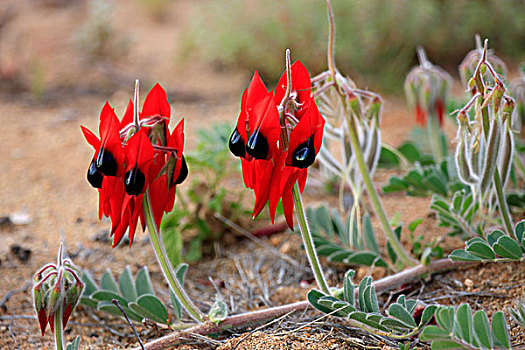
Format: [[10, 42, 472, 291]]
[[124, 167, 146, 196], [228, 128, 246, 158], [87, 161, 103, 188], [291, 136, 315, 169], [173, 155, 188, 185], [246, 128, 268, 159], [95, 148, 117, 176]]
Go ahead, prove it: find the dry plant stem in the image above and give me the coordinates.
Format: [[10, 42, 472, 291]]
[[325, 0, 336, 81], [143, 190, 206, 323], [292, 183, 330, 294], [135, 258, 477, 350], [346, 112, 418, 267]]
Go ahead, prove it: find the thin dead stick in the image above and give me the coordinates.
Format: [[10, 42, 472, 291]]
[[136, 258, 478, 350]]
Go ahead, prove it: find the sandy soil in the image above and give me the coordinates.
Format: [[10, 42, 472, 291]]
[[0, 1, 524, 349]]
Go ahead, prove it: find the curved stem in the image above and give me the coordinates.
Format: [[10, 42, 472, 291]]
[[143, 190, 206, 323], [54, 306, 64, 350], [325, 0, 337, 81], [292, 183, 331, 294], [346, 115, 417, 267]]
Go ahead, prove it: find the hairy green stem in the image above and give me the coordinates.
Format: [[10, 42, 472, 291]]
[[143, 190, 206, 323], [292, 183, 331, 294], [428, 115, 444, 163], [54, 306, 64, 350], [346, 115, 417, 267]]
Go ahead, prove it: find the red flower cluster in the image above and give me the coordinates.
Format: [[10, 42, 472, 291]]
[[81, 84, 187, 247], [414, 99, 445, 128], [229, 61, 324, 228]]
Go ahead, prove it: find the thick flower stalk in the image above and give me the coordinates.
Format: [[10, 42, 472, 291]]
[[81, 81, 205, 323], [33, 244, 84, 350], [229, 52, 330, 294], [454, 40, 515, 239], [405, 47, 452, 162]]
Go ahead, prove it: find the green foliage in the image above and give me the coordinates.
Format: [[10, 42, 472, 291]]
[[430, 190, 481, 238], [508, 299, 525, 328], [449, 220, 525, 262], [179, 0, 525, 92], [382, 158, 465, 197], [65, 336, 81, 350], [208, 298, 228, 325], [307, 269, 438, 338], [420, 304, 511, 349], [80, 266, 175, 326], [307, 205, 387, 268], [378, 142, 435, 168], [161, 123, 251, 264]]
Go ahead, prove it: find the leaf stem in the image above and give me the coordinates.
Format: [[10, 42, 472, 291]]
[[292, 183, 331, 294], [143, 190, 206, 323]]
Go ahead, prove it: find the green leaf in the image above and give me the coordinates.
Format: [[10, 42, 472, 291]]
[[307, 290, 333, 314], [81, 271, 98, 296], [358, 277, 371, 311], [129, 294, 169, 324], [473, 310, 492, 349], [343, 270, 355, 306], [454, 303, 473, 345], [493, 236, 523, 259], [388, 303, 417, 328], [491, 311, 510, 349], [97, 301, 142, 322], [363, 285, 379, 313], [363, 214, 379, 253], [66, 336, 81, 350], [465, 242, 495, 260], [435, 306, 455, 333], [208, 299, 228, 324], [80, 296, 98, 309], [420, 305, 438, 326], [420, 325, 451, 341], [100, 270, 119, 294], [348, 311, 388, 332], [343, 251, 388, 268], [515, 220, 525, 244], [315, 205, 334, 239], [449, 249, 482, 261], [135, 267, 154, 296], [91, 290, 128, 307], [169, 289, 182, 321], [175, 263, 189, 283], [119, 266, 137, 302], [487, 230, 505, 247], [408, 218, 423, 233], [429, 340, 465, 349], [381, 317, 414, 330], [318, 296, 355, 317]]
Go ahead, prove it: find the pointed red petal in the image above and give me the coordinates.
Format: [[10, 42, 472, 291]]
[[120, 99, 134, 127], [80, 125, 101, 150], [275, 60, 312, 114], [37, 308, 48, 336], [141, 83, 171, 122]]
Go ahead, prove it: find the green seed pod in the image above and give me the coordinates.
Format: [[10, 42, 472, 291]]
[[479, 118, 502, 195], [498, 122, 514, 188], [455, 137, 478, 186], [469, 137, 482, 178]]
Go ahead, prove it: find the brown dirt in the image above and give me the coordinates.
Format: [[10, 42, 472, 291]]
[[0, 1, 524, 349]]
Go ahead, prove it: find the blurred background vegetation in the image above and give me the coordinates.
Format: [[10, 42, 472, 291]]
[[178, 0, 525, 92]]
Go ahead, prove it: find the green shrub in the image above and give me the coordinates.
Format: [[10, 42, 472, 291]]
[[179, 0, 525, 92]]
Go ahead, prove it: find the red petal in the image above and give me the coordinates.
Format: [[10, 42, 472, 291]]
[[99, 102, 125, 174], [251, 160, 273, 219], [125, 129, 154, 175], [275, 60, 312, 115], [286, 100, 325, 166], [37, 308, 48, 336], [120, 99, 134, 127], [141, 83, 171, 122], [62, 302, 73, 329], [80, 125, 101, 150]]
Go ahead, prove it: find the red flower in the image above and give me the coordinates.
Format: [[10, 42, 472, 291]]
[[81, 83, 187, 247], [229, 61, 324, 228]]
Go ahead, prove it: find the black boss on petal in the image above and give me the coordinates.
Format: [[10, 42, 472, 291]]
[[124, 167, 146, 196], [174, 155, 188, 185], [87, 161, 103, 188], [95, 148, 118, 176], [228, 128, 246, 158], [291, 136, 316, 169], [246, 128, 269, 159]]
